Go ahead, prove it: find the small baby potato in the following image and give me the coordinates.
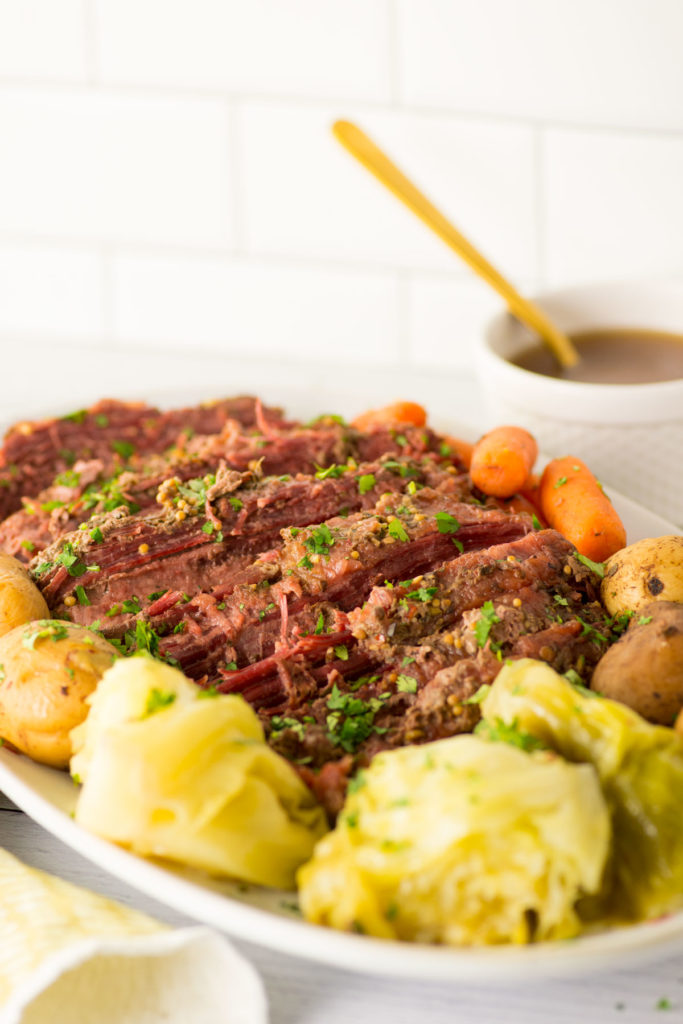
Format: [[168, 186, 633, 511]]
[[0, 554, 49, 638], [602, 535, 683, 618], [0, 620, 118, 768], [592, 602, 683, 725]]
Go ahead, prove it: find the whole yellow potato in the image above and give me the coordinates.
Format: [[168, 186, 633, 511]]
[[601, 535, 683, 617], [0, 620, 118, 768], [0, 554, 49, 637], [591, 602, 683, 725]]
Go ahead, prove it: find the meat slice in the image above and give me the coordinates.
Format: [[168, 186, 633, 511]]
[[0, 395, 286, 521], [255, 530, 610, 817], [31, 458, 473, 625], [202, 491, 532, 685], [347, 529, 593, 645], [0, 419, 459, 562]]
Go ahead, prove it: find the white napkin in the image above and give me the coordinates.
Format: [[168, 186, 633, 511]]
[[0, 849, 268, 1024]]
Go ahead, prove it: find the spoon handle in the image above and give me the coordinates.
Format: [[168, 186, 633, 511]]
[[333, 120, 578, 369]]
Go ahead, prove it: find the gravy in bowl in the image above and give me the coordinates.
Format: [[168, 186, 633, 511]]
[[512, 328, 683, 384]]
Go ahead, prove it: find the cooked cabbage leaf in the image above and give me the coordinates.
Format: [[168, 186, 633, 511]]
[[298, 735, 609, 944], [483, 658, 683, 921], [71, 658, 327, 889]]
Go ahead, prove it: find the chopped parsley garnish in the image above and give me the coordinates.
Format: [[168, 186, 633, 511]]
[[387, 519, 409, 542], [396, 674, 417, 694], [314, 612, 325, 635], [347, 770, 367, 794], [435, 511, 460, 534], [270, 716, 305, 740], [74, 585, 91, 607], [382, 460, 417, 479], [576, 616, 608, 644], [89, 527, 104, 543], [228, 496, 243, 512], [405, 586, 437, 603], [148, 590, 167, 602], [439, 443, 451, 457], [54, 542, 92, 578], [610, 610, 633, 635], [474, 716, 546, 752], [563, 668, 598, 697], [463, 684, 492, 705], [334, 645, 349, 661], [197, 685, 220, 699], [41, 501, 65, 512], [125, 619, 160, 658], [258, 602, 276, 621], [553, 476, 568, 489], [315, 464, 347, 480], [20, 540, 35, 553], [111, 440, 135, 460], [325, 684, 387, 753], [531, 513, 542, 530], [575, 553, 605, 578], [22, 621, 70, 649], [173, 621, 186, 634], [638, 615, 653, 625], [55, 469, 81, 488], [167, 474, 216, 512], [474, 601, 500, 648], [224, 661, 237, 670], [143, 688, 176, 717], [307, 413, 346, 427], [62, 409, 88, 424], [553, 594, 569, 606], [304, 524, 335, 557], [122, 597, 141, 615], [95, 414, 109, 427], [358, 473, 376, 494]]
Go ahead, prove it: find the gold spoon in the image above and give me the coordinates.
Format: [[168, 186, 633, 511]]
[[332, 119, 579, 369]]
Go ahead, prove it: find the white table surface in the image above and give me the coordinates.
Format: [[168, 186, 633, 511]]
[[1, 374, 682, 1023], [2, 793, 683, 1024]]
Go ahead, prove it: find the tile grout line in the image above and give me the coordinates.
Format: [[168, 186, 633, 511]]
[[1, 75, 683, 141], [0, 230, 477, 281]]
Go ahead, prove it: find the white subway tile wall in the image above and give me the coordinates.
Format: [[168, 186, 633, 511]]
[[0, 0, 682, 407]]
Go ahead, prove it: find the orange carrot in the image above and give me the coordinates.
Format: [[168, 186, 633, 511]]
[[539, 456, 626, 562], [469, 426, 538, 498], [352, 401, 427, 432], [441, 435, 474, 470], [499, 492, 544, 521], [519, 473, 546, 525]]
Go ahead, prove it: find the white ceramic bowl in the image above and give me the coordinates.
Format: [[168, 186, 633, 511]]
[[476, 280, 683, 525]]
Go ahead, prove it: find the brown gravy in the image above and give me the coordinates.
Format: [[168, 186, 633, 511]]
[[512, 328, 683, 384]]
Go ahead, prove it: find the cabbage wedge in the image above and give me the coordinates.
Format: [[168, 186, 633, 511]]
[[483, 659, 683, 921], [298, 735, 609, 944], [71, 658, 327, 889]]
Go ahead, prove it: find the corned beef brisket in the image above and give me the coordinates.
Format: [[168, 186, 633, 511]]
[[0, 395, 613, 817]]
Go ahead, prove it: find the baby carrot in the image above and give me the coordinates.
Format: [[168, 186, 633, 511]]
[[352, 401, 427, 432], [469, 426, 538, 498], [539, 456, 626, 562]]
